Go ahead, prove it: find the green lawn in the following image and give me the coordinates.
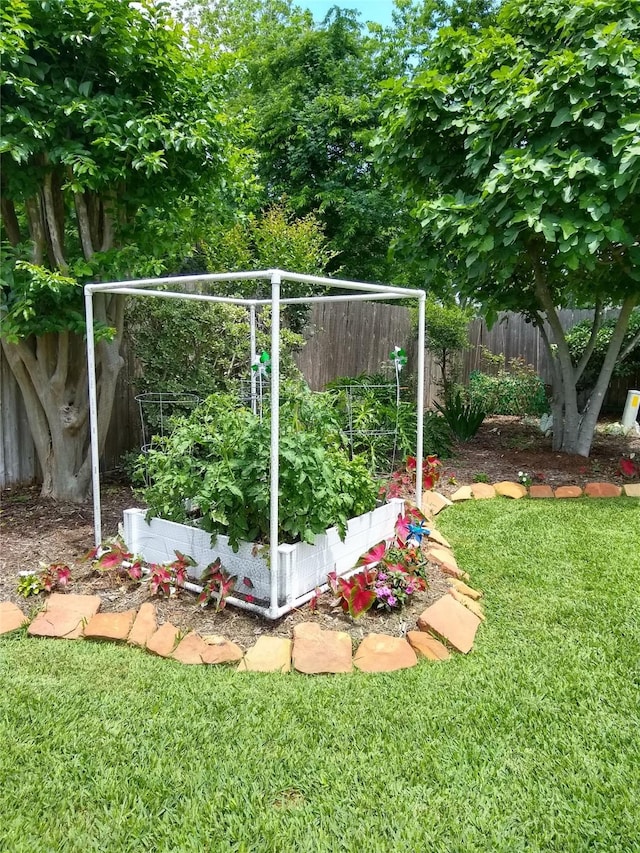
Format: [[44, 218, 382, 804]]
[[1, 499, 639, 853]]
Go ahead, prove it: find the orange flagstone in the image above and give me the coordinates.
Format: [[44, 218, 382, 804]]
[[292, 622, 352, 674], [471, 482, 496, 499], [529, 484, 554, 499], [406, 631, 451, 661], [0, 602, 28, 635], [450, 579, 483, 600], [200, 634, 244, 664], [146, 622, 181, 658], [353, 633, 417, 672], [84, 609, 137, 642], [494, 481, 527, 499], [127, 602, 158, 648], [584, 482, 622, 498], [27, 593, 101, 640], [448, 588, 485, 621], [417, 595, 481, 654], [237, 636, 292, 672], [451, 485, 473, 502], [421, 491, 453, 516], [554, 485, 583, 498], [426, 528, 452, 550]]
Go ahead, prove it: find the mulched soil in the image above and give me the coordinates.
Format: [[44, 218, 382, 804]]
[[2, 416, 638, 648]]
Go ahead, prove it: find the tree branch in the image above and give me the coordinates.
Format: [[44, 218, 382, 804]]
[[620, 325, 640, 362], [25, 196, 46, 265], [1, 197, 22, 245], [51, 330, 70, 393], [1, 337, 52, 476], [74, 192, 95, 259], [574, 297, 603, 384], [42, 172, 67, 269]]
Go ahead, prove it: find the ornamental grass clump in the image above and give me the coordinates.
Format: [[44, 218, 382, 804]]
[[137, 382, 379, 551]]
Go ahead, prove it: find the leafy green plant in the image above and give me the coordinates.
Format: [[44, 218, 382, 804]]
[[468, 351, 548, 416], [17, 564, 71, 598], [325, 374, 418, 473], [566, 309, 640, 402], [434, 390, 486, 441], [139, 382, 379, 551], [472, 473, 490, 484]]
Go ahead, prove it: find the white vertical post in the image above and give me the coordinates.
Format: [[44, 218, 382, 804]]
[[269, 271, 281, 617], [84, 287, 102, 546], [415, 292, 426, 509], [249, 304, 257, 415]]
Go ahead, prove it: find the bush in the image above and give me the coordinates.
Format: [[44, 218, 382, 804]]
[[468, 352, 548, 416], [566, 309, 640, 395], [434, 390, 486, 441], [137, 382, 378, 550]]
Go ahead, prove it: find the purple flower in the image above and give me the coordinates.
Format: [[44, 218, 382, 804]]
[[387, 595, 397, 607], [376, 585, 391, 597], [406, 585, 414, 595], [377, 572, 387, 581]]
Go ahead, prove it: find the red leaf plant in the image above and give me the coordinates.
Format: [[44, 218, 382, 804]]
[[197, 558, 237, 612], [380, 455, 442, 500], [620, 456, 639, 478], [327, 507, 431, 618], [86, 539, 144, 584], [41, 563, 71, 593]]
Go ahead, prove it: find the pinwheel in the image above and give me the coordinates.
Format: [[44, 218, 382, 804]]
[[407, 521, 431, 546], [251, 351, 271, 418]]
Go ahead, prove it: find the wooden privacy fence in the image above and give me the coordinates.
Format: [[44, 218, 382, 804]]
[[2, 304, 638, 488]]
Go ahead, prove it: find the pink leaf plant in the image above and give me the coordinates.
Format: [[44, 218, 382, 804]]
[[197, 558, 237, 612], [326, 506, 431, 618]]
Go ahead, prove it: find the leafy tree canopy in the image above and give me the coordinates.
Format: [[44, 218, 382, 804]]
[[375, 0, 640, 454]]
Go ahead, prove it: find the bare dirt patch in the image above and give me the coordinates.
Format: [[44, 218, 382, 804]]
[[2, 416, 637, 648]]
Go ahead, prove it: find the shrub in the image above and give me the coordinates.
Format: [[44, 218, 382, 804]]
[[566, 309, 640, 398], [434, 390, 486, 441], [468, 352, 548, 416], [138, 382, 378, 551]]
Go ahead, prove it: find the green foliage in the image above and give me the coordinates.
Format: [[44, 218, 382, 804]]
[[325, 374, 417, 472], [138, 383, 378, 551], [434, 390, 486, 441], [377, 0, 640, 304], [566, 309, 640, 392], [424, 297, 473, 396], [468, 352, 549, 416]]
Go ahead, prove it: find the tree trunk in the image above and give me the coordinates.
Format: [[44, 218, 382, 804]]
[[1, 309, 124, 502], [534, 290, 639, 457]]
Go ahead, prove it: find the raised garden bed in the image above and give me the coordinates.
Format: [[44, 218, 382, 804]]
[[123, 498, 404, 619]]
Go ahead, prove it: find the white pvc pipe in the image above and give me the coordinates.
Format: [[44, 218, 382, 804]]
[[249, 304, 257, 416], [416, 292, 426, 508], [84, 289, 102, 546], [252, 292, 410, 306], [279, 269, 421, 296], [91, 287, 259, 305], [85, 270, 272, 292], [269, 270, 281, 619]]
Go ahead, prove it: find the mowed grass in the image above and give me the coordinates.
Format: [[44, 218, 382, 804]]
[[1, 499, 639, 853]]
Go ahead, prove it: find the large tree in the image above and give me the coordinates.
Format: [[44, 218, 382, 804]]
[[376, 0, 640, 455], [0, 0, 231, 500]]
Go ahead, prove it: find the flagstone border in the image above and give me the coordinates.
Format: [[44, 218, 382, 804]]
[[2, 481, 636, 672]]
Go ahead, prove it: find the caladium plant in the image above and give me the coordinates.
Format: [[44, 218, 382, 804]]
[[198, 558, 237, 612], [17, 563, 72, 597], [325, 506, 431, 617], [380, 455, 442, 500], [86, 539, 144, 583], [619, 456, 639, 478]]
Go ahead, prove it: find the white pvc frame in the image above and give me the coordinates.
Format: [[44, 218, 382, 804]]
[[85, 269, 426, 609]]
